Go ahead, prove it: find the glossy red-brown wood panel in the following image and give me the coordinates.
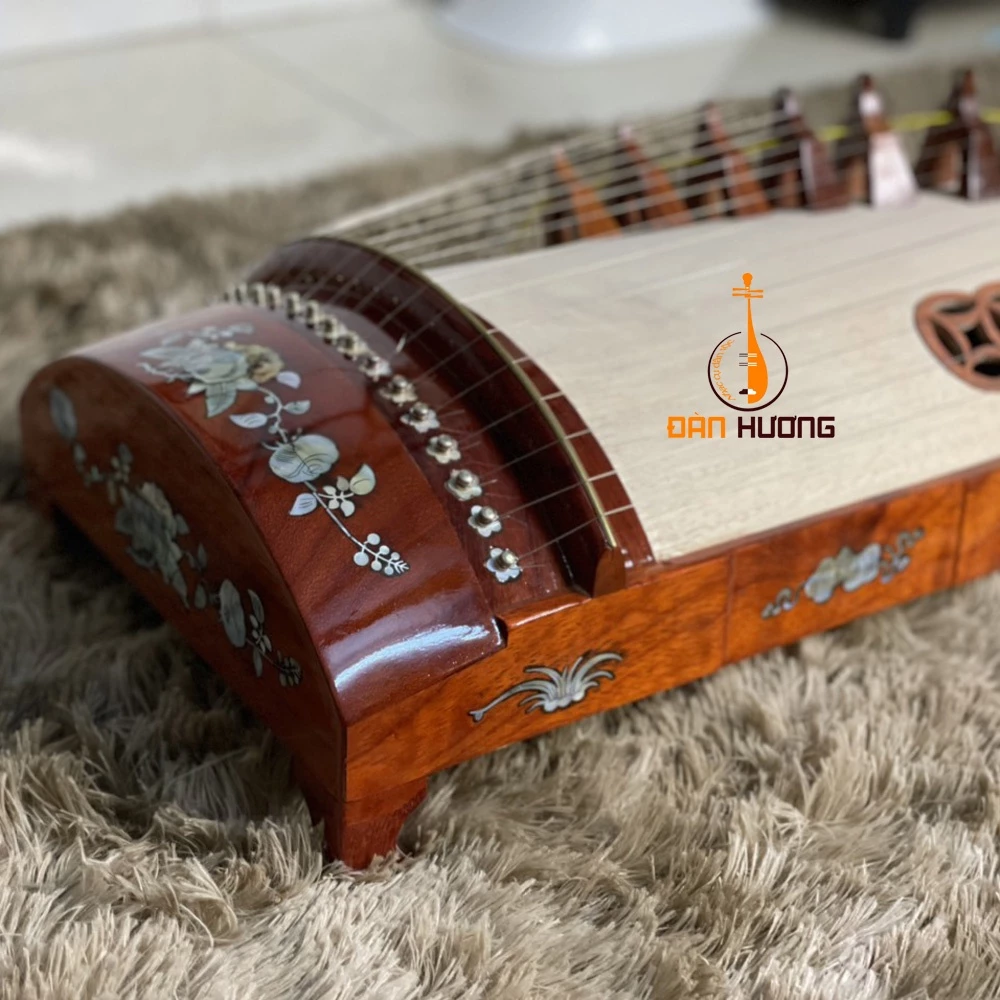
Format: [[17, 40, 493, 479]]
[[726, 481, 964, 661], [956, 463, 1000, 583], [346, 556, 729, 798], [21, 358, 345, 795]]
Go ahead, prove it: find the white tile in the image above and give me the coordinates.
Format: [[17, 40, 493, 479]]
[[231, 4, 750, 147], [0, 33, 404, 228], [716, 5, 1000, 97], [206, 0, 390, 24], [0, 0, 203, 57], [235, 1, 1000, 153]]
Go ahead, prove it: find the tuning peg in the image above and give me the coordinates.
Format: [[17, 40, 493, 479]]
[[687, 102, 770, 219], [542, 147, 620, 246], [837, 73, 917, 207], [762, 88, 847, 210], [605, 125, 692, 230], [916, 69, 1000, 200]]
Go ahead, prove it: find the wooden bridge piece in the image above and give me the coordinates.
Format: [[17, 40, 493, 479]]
[[542, 147, 621, 246], [762, 88, 847, 210], [687, 101, 770, 219], [606, 125, 693, 229], [837, 73, 917, 207], [917, 69, 1000, 200]]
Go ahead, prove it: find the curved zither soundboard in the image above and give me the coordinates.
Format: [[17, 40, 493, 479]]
[[19, 70, 1000, 866]]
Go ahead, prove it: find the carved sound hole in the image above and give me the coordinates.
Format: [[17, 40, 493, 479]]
[[916, 282, 1000, 388]]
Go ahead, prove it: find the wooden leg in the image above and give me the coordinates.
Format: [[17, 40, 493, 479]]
[[328, 780, 429, 867], [293, 759, 428, 867]]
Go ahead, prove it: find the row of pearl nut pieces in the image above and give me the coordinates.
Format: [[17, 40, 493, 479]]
[[225, 281, 521, 581]]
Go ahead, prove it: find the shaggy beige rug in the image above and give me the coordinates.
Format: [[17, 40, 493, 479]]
[[4, 66, 1000, 999]]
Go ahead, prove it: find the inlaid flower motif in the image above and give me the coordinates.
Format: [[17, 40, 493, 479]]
[[277, 655, 303, 687], [803, 543, 881, 604], [268, 434, 340, 483], [138, 323, 408, 577], [353, 533, 408, 575], [446, 469, 483, 501], [468, 505, 502, 537], [140, 339, 257, 417], [55, 382, 303, 687], [229, 342, 284, 384], [139, 333, 291, 419], [114, 481, 188, 600], [319, 465, 376, 517], [247, 589, 272, 676], [485, 546, 521, 583], [401, 406, 440, 434], [762, 530, 925, 619]]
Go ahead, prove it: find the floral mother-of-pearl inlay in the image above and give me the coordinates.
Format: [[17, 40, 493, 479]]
[[226, 281, 521, 585], [469, 651, 622, 722], [137, 322, 408, 576], [761, 529, 925, 619], [49, 387, 303, 686]]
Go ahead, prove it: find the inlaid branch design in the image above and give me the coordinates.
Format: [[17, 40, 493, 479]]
[[469, 651, 623, 723], [138, 324, 408, 577], [761, 529, 925, 619]]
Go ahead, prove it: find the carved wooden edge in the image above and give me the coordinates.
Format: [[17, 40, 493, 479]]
[[345, 454, 1000, 804], [915, 281, 1000, 390]]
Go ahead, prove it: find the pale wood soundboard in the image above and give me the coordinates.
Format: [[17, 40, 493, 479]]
[[431, 192, 1000, 561]]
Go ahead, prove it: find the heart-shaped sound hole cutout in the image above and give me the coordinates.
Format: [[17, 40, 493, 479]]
[[916, 282, 1000, 389]]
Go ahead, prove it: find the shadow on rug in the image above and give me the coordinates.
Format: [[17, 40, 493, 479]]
[[2, 66, 1000, 999]]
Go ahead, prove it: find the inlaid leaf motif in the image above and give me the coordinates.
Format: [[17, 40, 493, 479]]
[[205, 382, 239, 418], [230, 412, 268, 429], [268, 434, 339, 483], [135, 322, 407, 577], [218, 579, 246, 648], [49, 387, 77, 442], [349, 465, 376, 496], [249, 590, 265, 622], [289, 493, 319, 516]]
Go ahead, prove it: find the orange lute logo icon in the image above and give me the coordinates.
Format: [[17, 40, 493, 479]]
[[707, 272, 788, 410], [734, 272, 768, 403]]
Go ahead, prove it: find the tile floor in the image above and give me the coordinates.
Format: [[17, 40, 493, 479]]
[[2, 0, 1000, 231]]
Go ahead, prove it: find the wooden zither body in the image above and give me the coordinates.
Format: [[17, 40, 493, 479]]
[[20, 73, 1000, 866]]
